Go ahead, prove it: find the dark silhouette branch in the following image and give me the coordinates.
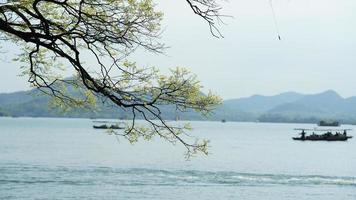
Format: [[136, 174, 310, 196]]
[[0, 0, 222, 157]]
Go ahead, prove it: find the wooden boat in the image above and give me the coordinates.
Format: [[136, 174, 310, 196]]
[[293, 128, 352, 141], [93, 124, 124, 129], [292, 135, 352, 141], [318, 120, 340, 127], [92, 120, 125, 129]]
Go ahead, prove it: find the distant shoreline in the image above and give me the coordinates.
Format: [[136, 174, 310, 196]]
[[1, 116, 355, 126], [2, 89, 356, 125]]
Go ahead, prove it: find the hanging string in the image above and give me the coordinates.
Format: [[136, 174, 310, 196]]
[[269, 0, 282, 40]]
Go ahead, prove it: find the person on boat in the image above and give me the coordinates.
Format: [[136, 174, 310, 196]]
[[343, 130, 347, 137], [301, 130, 306, 140]]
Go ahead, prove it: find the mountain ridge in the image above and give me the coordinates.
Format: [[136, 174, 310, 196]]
[[1, 89, 356, 124]]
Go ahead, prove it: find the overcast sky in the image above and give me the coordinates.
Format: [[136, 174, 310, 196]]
[[1, 0, 355, 99]]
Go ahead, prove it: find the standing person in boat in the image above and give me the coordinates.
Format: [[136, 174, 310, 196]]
[[301, 130, 306, 140], [343, 130, 347, 137]]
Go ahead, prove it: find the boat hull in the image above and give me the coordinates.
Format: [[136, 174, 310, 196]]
[[93, 125, 124, 129], [293, 136, 352, 141]]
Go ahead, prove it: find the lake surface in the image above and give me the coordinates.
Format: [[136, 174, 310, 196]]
[[1, 117, 356, 199]]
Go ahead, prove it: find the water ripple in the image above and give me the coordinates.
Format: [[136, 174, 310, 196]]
[[1, 164, 355, 187]]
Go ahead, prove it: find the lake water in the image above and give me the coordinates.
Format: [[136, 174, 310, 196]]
[[1, 117, 356, 199]]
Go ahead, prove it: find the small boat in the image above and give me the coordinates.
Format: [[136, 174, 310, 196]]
[[92, 121, 125, 129], [93, 124, 124, 129], [293, 128, 352, 141], [318, 120, 340, 127]]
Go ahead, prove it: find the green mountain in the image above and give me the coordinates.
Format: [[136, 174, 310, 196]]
[[223, 92, 304, 113], [0, 91, 37, 105], [1, 89, 356, 124], [0, 89, 223, 120], [259, 90, 356, 124]]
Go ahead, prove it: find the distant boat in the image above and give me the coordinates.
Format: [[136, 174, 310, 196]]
[[318, 120, 340, 127], [92, 121, 124, 130], [93, 124, 124, 129], [293, 128, 352, 141]]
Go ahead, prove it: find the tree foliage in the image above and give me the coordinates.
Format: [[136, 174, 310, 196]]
[[0, 0, 222, 158]]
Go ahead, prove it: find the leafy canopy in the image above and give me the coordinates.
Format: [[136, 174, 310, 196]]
[[0, 0, 222, 158]]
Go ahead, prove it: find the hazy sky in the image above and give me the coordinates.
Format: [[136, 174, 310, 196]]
[[1, 0, 355, 99]]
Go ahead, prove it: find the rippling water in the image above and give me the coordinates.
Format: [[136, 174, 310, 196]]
[[1, 118, 356, 199]]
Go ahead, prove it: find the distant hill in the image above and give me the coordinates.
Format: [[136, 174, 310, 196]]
[[0, 91, 37, 105], [259, 90, 356, 124], [223, 92, 304, 113], [0, 88, 220, 120], [1, 89, 356, 124]]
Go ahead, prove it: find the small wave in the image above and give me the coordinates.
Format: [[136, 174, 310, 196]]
[[1, 164, 355, 187], [0, 179, 89, 185]]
